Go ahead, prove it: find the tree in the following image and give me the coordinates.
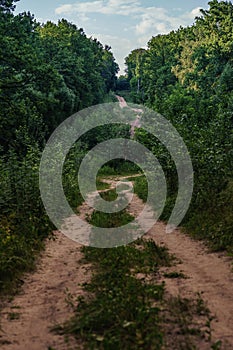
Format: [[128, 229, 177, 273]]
[[0, 0, 19, 13]]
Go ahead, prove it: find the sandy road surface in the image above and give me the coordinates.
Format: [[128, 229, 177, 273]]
[[128, 192, 233, 350], [0, 232, 91, 350], [0, 178, 232, 349]]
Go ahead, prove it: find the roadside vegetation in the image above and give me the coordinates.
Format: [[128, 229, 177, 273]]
[[123, 0, 233, 253], [0, 0, 118, 294]]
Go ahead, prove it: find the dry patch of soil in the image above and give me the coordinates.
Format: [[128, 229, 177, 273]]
[[0, 232, 91, 350]]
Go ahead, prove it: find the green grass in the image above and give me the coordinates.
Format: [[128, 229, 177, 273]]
[[54, 240, 171, 350], [8, 312, 20, 320], [89, 210, 133, 228], [115, 90, 132, 103], [87, 187, 136, 247], [88, 187, 133, 229], [103, 91, 118, 103], [99, 188, 118, 202], [163, 271, 187, 279], [97, 162, 142, 177], [161, 295, 212, 350], [184, 180, 233, 253], [0, 222, 48, 296], [128, 175, 148, 202], [54, 182, 172, 349], [96, 179, 111, 191]]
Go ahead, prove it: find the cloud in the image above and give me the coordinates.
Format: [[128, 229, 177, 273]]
[[135, 8, 170, 36], [55, 1, 102, 15], [54, 1, 206, 73], [135, 6, 204, 44], [191, 7, 202, 17], [55, 4, 73, 15], [55, 0, 142, 16], [55, 1, 201, 31]]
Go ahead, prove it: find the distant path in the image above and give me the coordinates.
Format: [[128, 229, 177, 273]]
[[115, 95, 128, 108], [115, 95, 143, 137]]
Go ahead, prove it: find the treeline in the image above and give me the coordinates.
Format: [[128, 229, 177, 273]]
[[0, 0, 118, 291], [124, 0, 233, 251]]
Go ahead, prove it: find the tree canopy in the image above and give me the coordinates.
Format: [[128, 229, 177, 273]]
[[0, 0, 119, 290], [124, 0, 233, 251]]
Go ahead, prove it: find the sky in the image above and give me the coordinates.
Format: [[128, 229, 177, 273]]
[[15, 0, 211, 74]]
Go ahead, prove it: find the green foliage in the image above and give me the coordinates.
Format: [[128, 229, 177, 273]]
[[0, 11, 119, 151], [163, 271, 186, 279], [0, 147, 52, 292], [130, 175, 148, 202], [125, 0, 233, 251], [99, 188, 118, 202], [62, 143, 86, 210], [185, 180, 233, 253], [116, 75, 130, 91], [96, 179, 111, 191], [0, 2, 119, 293], [0, 0, 18, 13], [89, 206, 133, 229], [97, 161, 141, 176]]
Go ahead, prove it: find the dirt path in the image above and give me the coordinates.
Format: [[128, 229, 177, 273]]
[[150, 225, 233, 349], [0, 232, 91, 350], [0, 176, 232, 349], [127, 193, 233, 350], [115, 95, 128, 108]]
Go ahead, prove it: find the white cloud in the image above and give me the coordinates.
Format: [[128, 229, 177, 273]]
[[135, 6, 204, 42], [135, 8, 170, 36], [55, 4, 73, 15], [54, 1, 207, 73], [55, 0, 142, 16], [56, 1, 102, 15], [78, 13, 90, 22], [108, 0, 139, 5], [191, 7, 202, 17], [55, 2, 200, 34], [178, 7, 203, 26]]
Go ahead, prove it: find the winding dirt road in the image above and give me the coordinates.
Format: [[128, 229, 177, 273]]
[[0, 97, 232, 349], [0, 176, 232, 349]]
